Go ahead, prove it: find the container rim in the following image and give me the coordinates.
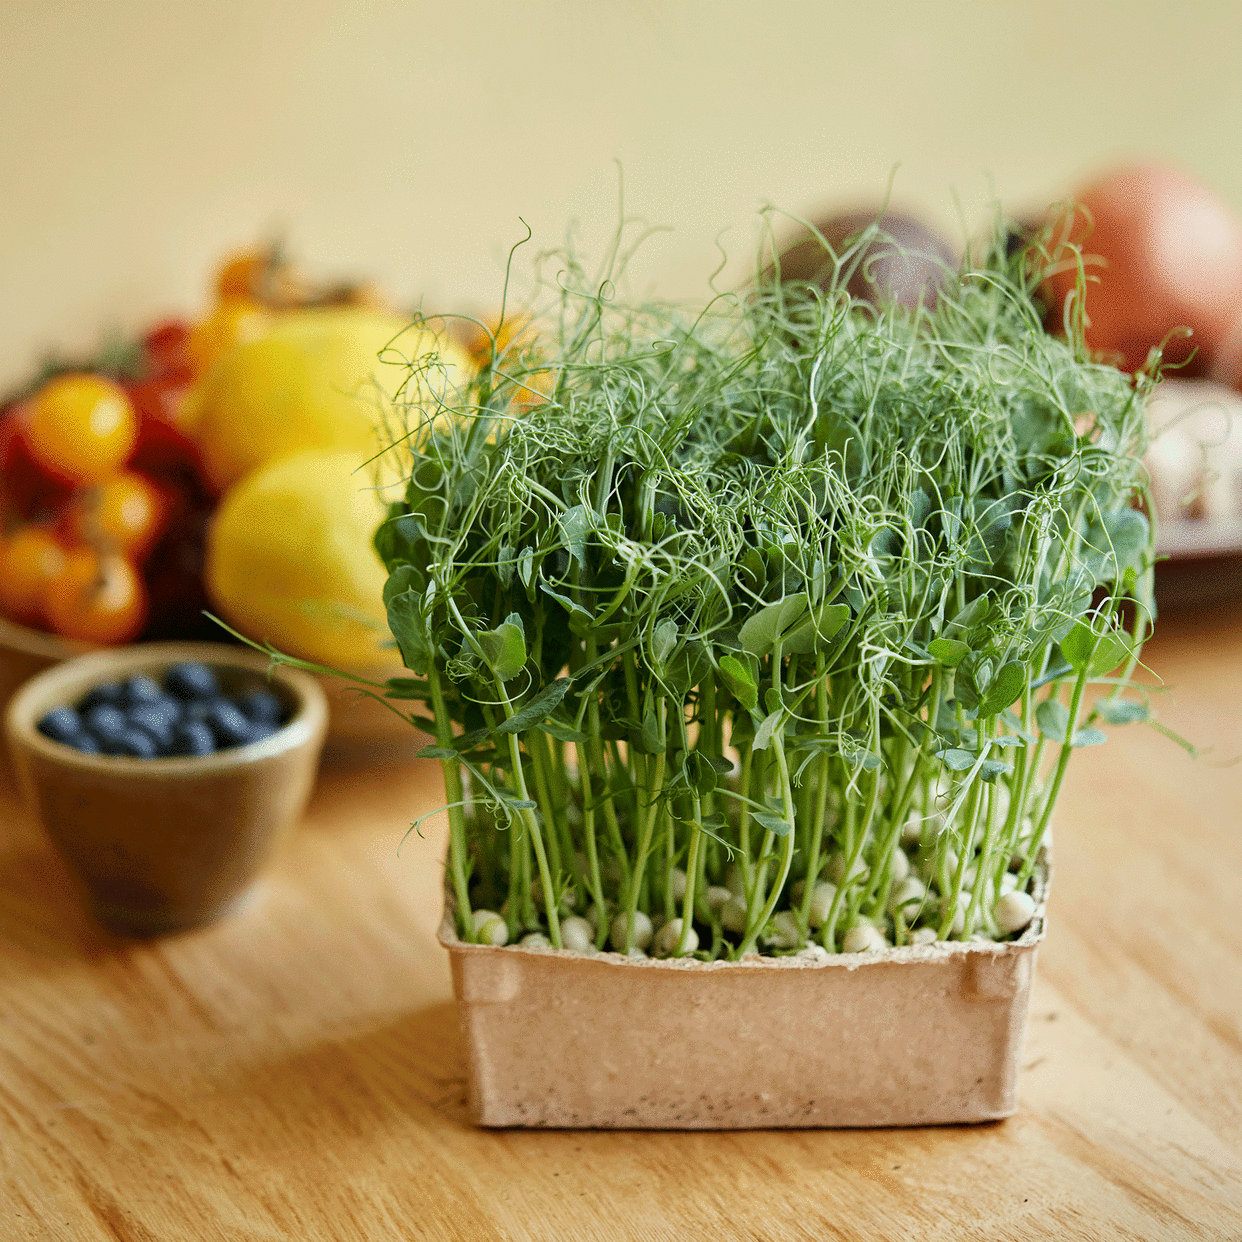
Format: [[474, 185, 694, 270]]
[[5, 640, 328, 776]]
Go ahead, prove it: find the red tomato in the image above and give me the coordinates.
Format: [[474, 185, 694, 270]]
[[0, 526, 66, 627], [1041, 164, 1242, 375], [26, 375, 138, 484], [44, 547, 147, 645]]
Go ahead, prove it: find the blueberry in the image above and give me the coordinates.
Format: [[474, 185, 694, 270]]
[[121, 676, 164, 708], [164, 661, 220, 701], [233, 687, 284, 726], [183, 695, 227, 724], [100, 728, 159, 758], [169, 720, 216, 756], [79, 681, 125, 713], [84, 703, 127, 744], [126, 703, 177, 752], [65, 732, 102, 755], [37, 706, 86, 744], [204, 700, 254, 749]]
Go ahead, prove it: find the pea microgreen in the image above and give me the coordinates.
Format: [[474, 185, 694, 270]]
[[357, 214, 1164, 957]]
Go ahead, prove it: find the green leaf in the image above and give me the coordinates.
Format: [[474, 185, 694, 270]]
[[978, 660, 1026, 717], [451, 727, 492, 752], [782, 602, 851, 655], [936, 747, 977, 771], [1059, 621, 1097, 672], [1061, 620, 1132, 677], [559, 505, 592, 568], [738, 593, 809, 655], [637, 707, 666, 755], [927, 637, 970, 668], [385, 590, 431, 675], [651, 619, 679, 670], [476, 615, 527, 681], [1071, 727, 1108, 747], [539, 580, 591, 621], [496, 678, 573, 735], [752, 811, 792, 837], [1096, 698, 1149, 725], [979, 759, 1012, 782], [718, 654, 758, 712], [537, 717, 588, 743], [1036, 699, 1069, 743], [383, 677, 431, 700], [417, 745, 458, 760], [752, 708, 785, 752], [685, 751, 717, 797]]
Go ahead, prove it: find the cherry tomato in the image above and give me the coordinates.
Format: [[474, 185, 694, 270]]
[[26, 375, 138, 484], [67, 470, 170, 561], [44, 547, 146, 645], [0, 526, 67, 627]]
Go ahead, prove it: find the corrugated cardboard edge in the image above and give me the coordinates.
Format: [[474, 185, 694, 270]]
[[441, 847, 1050, 1129]]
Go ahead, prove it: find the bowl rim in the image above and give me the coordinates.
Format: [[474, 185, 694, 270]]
[[5, 641, 329, 776]]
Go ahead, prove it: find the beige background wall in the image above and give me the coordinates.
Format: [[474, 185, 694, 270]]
[[2, 0, 1241, 388]]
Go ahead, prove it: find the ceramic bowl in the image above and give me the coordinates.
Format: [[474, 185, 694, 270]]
[[4, 641, 328, 935], [0, 615, 417, 756]]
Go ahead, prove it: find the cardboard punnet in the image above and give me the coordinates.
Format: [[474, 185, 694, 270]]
[[441, 849, 1049, 1129]]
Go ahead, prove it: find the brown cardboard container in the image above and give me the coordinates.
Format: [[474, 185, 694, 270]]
[[441, 851, 1048, 1129]]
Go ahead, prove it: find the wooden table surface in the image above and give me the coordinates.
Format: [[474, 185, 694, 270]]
[[2, 604, 1242, 1241]]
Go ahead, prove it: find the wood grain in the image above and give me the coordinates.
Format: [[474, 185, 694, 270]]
[[2, 607, 1241, 1240]]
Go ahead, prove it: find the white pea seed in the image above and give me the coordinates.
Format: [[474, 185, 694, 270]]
[[944, 891, 971, 936], [768, 910, 801, 950], [520, 932, 550, 949], [725, 864, 747, 898], [807, 880, 838, 928], [889, 847, 910, 883], [797, 943, 830, 963], [625, 946, 648, 959], [705, 885, 732, 914], [654, 917, 699, 957], [610, 910, 653, 952], [963, 865, 977, 889], [827, 852, 866, 886], [843, 924, 888, 953], [668, 867, 688, 902], [887, 875, 927, 916], [721, 895, 748, 934], [901, 814, 924, 846], [559, 915, 595, 953], [994, 890, 1037, 935], [472, 909, 509, 946], [1000, 871, 1019, 895], [909, 926, 939, 946]]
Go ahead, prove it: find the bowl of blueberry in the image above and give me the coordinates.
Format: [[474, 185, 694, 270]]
[[4, 642, 328, 934]]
